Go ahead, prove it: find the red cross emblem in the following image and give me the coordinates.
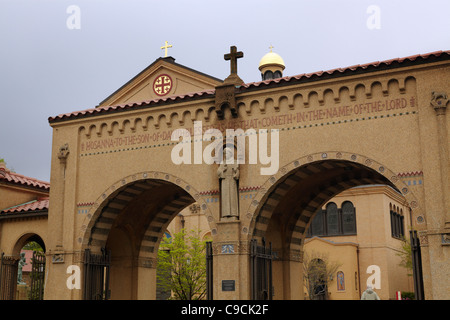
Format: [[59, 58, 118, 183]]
[[153, 74, 173, 96]]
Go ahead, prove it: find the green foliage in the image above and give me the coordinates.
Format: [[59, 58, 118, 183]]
[[401, 291, 415, 300], [23, 241, 44, 252], [396, 237, 413, 275], [157, 229, 207, 300]]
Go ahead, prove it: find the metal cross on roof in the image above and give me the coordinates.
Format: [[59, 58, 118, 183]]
[[161, 41, 173, 57]]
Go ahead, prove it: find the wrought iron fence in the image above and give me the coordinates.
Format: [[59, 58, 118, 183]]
[[0, 253, 19, 300], [250, 238, 273, 300], [29, 251, 46, 300], [83, 248, 111, 300], [206, 241, 213, 300]]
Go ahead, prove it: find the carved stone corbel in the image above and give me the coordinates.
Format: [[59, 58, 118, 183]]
[[58, 143, 70, 165], [215, 84, 238, 120], [431, 91, 448, 115]]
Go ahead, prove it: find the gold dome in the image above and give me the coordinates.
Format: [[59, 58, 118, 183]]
[[258, 51, 285, 70]]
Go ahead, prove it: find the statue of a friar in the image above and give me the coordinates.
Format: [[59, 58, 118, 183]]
[[217, 147, 239, 219]]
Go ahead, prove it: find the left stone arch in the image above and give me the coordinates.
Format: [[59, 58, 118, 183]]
[[77, 171, 219, 299], [79, 171, 218, 254]]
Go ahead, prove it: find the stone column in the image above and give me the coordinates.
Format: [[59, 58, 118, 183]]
[[430, 92, 450, 231], [44, 144, 71, 300], [56, 143, 70, 249], [213, 221, 250, 299]]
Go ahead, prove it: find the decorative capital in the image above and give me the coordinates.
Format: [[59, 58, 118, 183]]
[[431, 91, 448, 115], [58, 143, 70, 164]]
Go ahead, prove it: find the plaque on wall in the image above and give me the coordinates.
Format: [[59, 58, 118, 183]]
[[222, 280, 235, 291]]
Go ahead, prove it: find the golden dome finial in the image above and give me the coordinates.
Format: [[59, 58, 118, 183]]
[[259, 49, 285, 70], [259, 46, 285, 80]]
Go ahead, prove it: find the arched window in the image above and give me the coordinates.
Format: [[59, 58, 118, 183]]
[[342, 201, 356, 234], [326, 202, 339, 235], [310, 208, 325, 236], [263, 70, 274, 80], [390, 203, 405, 239], [273, 71, 282, 79], [307, 259, 327, 300], [307, 201, 357, 237]]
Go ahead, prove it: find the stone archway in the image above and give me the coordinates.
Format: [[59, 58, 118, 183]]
[[12, 233, 46, 256], [79, 171, 218, 300], [244, 151, 420, 300], [0, 233, 47, 300]]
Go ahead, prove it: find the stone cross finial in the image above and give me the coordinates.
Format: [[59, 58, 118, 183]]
[[223, 46, 244, 86], [224, 46, 243, 76]]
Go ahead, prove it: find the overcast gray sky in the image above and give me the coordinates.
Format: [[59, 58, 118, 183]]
[[1, 0, 449, 182]]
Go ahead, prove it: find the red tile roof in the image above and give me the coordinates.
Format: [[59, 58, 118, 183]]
[[0, 169, 50, 191], [242, 50, 450, 90], [0, 197, 49, 214], [48, 50, 450, 123], [49, 89, 215, 123]]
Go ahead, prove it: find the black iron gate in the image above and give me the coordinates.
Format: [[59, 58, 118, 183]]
[[0, 253, 19, 300], [410, 230, 425, 300], [29, 251, 46, 300], [83, 248, 111, 300], [250, 238, 273, 300], [206, 241, 213, 300]]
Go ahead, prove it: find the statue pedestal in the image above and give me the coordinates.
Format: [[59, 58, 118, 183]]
[[16, 284, 29, 300], [214, 220, 251, 299]]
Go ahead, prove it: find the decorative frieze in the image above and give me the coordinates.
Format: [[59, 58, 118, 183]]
[[78, 77, 416, 144]]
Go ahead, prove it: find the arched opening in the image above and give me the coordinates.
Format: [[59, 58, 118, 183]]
[[249, 158, 408, 300], [0, 233, 46, 300], [306, 258, 327, 300], [82, 178, 213, 300]]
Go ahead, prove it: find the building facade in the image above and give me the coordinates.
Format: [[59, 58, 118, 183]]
[[1, 47, 449, 300]]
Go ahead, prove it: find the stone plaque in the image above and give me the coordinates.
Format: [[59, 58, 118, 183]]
[[222, 280, 235, 292]]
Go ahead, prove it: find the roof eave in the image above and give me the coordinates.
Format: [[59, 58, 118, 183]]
[[48, 90, 216, 124], [241, 50, 450, 92], [0, 210, 48, 220], [48, 50, 450, 124]]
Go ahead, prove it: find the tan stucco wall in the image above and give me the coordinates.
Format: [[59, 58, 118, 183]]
[[43, 56, 450, 299], [0, 217, 48, 256]]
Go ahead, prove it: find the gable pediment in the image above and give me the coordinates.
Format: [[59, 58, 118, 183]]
[[99, 57, 223, 107]]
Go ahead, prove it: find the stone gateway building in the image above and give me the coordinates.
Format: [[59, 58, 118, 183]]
[[1, 46, 449, 300]]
